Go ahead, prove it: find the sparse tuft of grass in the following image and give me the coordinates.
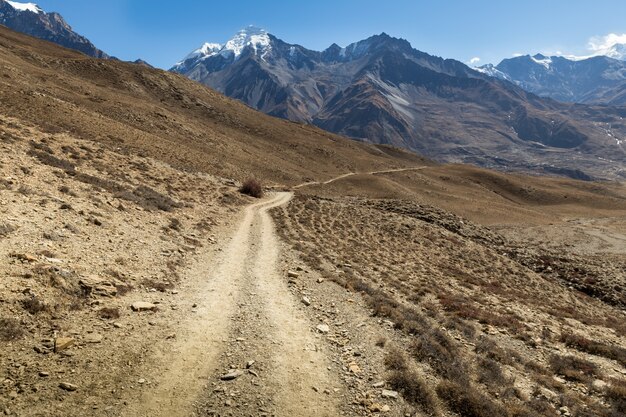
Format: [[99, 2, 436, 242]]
[[20, 296, 48, 315], [561, 332, 626, 366], [0, 317, 24, 341], [436, 380, 507, 417], [549, 354, 598, 382], [98, 307, 120, 320]]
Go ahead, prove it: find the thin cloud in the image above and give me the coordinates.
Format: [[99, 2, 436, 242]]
[[512, 53, 523, 57], [469, 57, 480, 65], [588, 33, 626, 54]]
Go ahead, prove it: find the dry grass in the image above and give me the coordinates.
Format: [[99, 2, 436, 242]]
[[20, 296, 48, 315], [0, 317, 24, 341], [142, 279, 174, 293], [436, 380, 507, 417], [384, 347, 440, 415], [98, 307, 120, 320], [549, 354, 598, 382], [561, 332, 626, 366]]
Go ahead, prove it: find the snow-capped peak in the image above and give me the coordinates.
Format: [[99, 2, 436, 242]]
[[531, 54, 552, 69], [475, 63, 512, 81], [181, 42, 222, 62], [222, 25, 271, 59], [6, 1, 42, 13], [175, 26, 273, 68]]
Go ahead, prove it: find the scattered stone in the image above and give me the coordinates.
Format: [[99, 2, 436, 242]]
[[246, 360, 255, 369], [348, 362, 361, 374], [316, 324, 330, 334], [372, 381, 385, 388], [54, 337, 75, 353], [248, 370, 259, 377], [381, 389, 398, 399], [38, 371, 49, 377], [112, 322, 123, 329], [8, 391, 18, 400], [84, 333, 103, 344], [79, 275, 117, 297], [287, 270, 299, 278], [302, 296, 311, 306], [137, 378, 146, 384], [131, 301, 156, 312], [59, 382, 78, 391], [10, 253, 37, 263], [591, 379, 607, 391], [381, 404, 391, 413], [368, 403, 383, 412], [317, 278, 324, 283], [220, 370, 244, 381]]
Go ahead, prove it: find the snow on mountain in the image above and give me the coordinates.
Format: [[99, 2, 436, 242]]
[[475, 63, 512, 80], [6, 1, 42, 13], [222, 26, 271, 58], [530, 54, 552, 69], [177, 42, 222, 65], [176, 26, 272, 69]]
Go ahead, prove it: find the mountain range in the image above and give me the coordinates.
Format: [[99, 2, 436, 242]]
[[1, 3, 625, 180], [478, 54, 626, 105], [171, 26, 626, 180]]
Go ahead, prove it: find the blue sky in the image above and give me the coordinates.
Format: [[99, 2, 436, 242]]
[[32, 0, 626, 69]]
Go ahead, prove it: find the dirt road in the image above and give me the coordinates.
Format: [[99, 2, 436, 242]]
[[126, 192, 340, 417], [293, 166, 428, 189]]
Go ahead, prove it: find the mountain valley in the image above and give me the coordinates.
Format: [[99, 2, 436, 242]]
[[0, 6, 624, 417]]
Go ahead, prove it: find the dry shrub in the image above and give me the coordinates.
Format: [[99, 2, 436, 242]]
[[167, 217, 182, 232], [436, 380, 507, 417], [21, 296, 48, 315], [0, 222, 16, 237], [142, 279, 174, 293], [98, 307, 120, 320], [239, 178, 263, 198], [0, 317, 24, 341], [478, 357, 510, 388], [561, 332, 626, 366], [384, 347, 440, 415], [549, 354, 598, 382], [606, 378, 626, 417], [27, 148, 76, 172]]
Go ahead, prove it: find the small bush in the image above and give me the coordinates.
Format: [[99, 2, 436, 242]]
[[384, 347, 440, 415], [549, 354, 598, 382], [98, 307, 120, 320], [239, 178, 264, 198], [436, 380, 507, 417], [142, 279, 174, 293], [0, 222, 16, 237], [605, 378, 626, 417], [0, 317, 24, 341], [561, 332, 626, 366], [21, 296, 48, 315]]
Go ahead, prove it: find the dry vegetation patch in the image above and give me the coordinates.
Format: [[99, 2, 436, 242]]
[[272, 194, 626, 416]]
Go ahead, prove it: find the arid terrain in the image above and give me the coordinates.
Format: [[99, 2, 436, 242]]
[[0, 26, 625, 417]]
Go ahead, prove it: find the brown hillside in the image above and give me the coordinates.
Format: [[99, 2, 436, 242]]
[[0, 25, 427, 185]]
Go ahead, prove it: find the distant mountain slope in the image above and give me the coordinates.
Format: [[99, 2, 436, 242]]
[[0, 24, 428, 186], [477, 54, 626, 105], [172, 27, 626, 180], [0, 0, 108, 58]]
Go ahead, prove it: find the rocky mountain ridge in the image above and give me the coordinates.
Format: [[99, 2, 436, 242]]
[[172, 27, 626, 180]]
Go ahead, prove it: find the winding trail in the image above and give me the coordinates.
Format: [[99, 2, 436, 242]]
[[293, 166, 428, 189], [126, 192, 339, 417]]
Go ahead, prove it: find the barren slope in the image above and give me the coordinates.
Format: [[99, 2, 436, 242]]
[[0, 25, 426, 186]]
